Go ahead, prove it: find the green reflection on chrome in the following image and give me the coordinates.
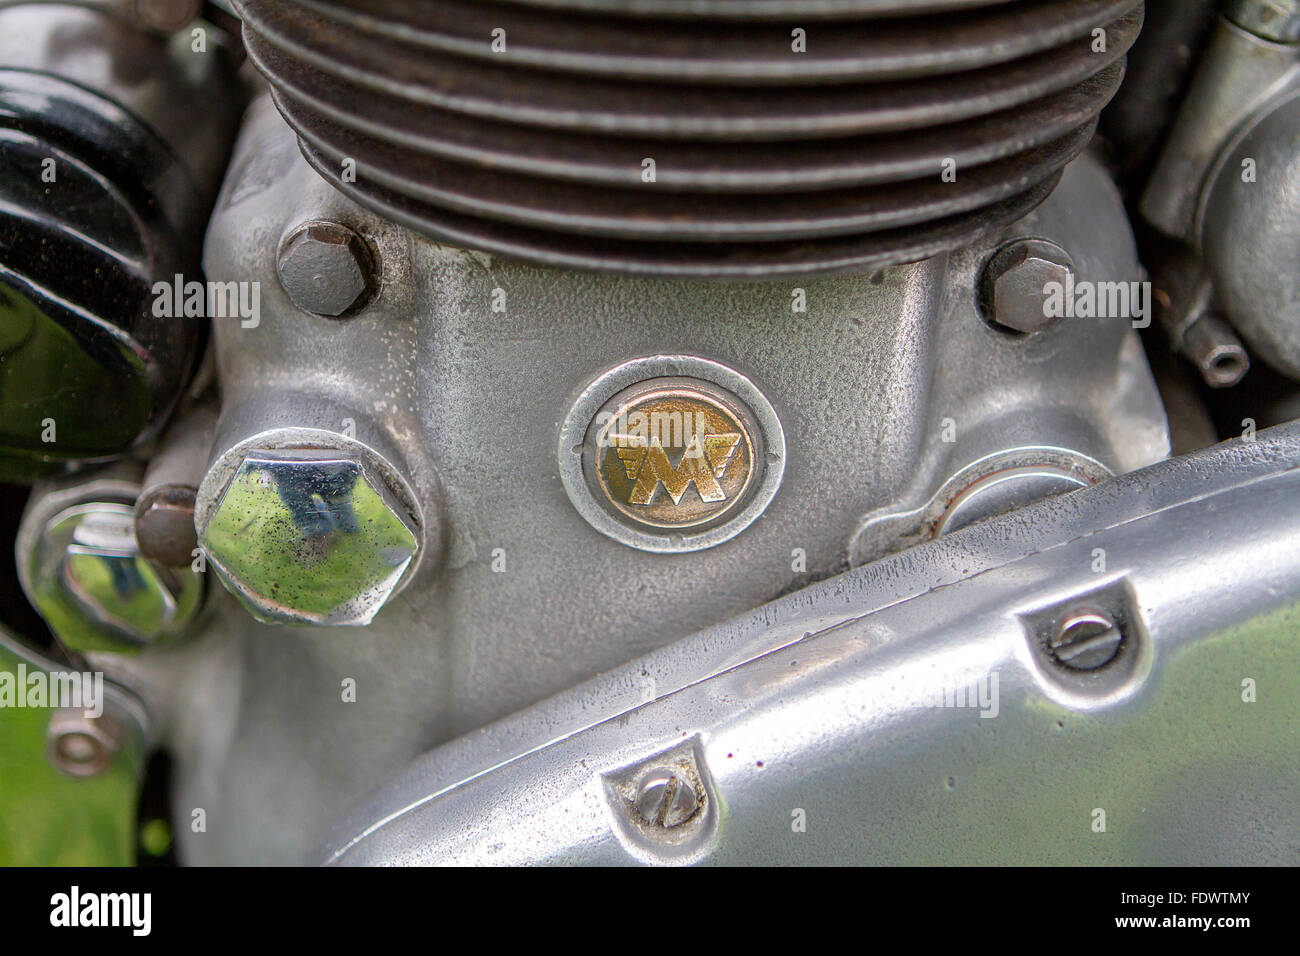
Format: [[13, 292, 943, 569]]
[[201, 453, 418, 624], [27, 503, 204, 655]]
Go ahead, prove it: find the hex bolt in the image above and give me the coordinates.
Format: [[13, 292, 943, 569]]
[[980, 238, 1076, 335], [133, 485, 198, 568], [134, 401, 216, 567], [634, 769, 700, 829], [197, 443, 422, 626], [46, 708, 124, 778], [1050, 610, 1124, 671], [276, 221, 375, 317]]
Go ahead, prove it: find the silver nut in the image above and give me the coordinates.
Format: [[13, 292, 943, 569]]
[[276, 221, 374, 317], [197, 447, 420, 626], [982, 238, 1075, 335], [21, 500, 204, 653], [46, 708, 125, 778]]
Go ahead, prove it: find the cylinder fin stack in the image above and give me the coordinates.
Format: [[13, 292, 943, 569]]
[[236, 0, 1144, 278]]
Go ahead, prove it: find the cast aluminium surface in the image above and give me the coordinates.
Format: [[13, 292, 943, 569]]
[[171, 99, 1169, 863], [318, 425, 1300, 865]]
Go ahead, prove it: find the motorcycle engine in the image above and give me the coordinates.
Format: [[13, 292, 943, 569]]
[[0, 0, 1297, 866]]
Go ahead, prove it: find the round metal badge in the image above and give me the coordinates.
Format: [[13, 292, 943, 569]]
[[559, 356, 784, 553]]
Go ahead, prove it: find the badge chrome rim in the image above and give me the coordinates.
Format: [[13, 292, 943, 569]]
[[559, 356, 785, 553]]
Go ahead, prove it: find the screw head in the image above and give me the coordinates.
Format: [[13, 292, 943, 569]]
[[633, 768, 700, 829], [276, 221, 374, 317], [198, 447, 420, 626], [23, 501, 204, 652], [46, 708, 124, 778], [1050, 610, 1124, 671], [981, 238, 1075, 335]]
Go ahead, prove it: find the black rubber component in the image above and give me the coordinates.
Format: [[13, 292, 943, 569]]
[[0, 70, 205, 479]]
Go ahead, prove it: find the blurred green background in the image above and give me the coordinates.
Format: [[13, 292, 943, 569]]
[[0, 642, 138, 865]]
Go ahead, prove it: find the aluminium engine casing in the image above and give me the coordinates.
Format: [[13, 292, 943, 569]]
[[89, 94, 1173, 865]]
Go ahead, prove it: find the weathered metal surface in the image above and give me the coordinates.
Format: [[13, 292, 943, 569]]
[[125, 98, 1172, 864], [318, 424, 1300, 866], [234, 0, 1143, 276]]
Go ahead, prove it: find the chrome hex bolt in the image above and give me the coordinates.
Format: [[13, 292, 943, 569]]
[[980, 238, 1076, 335], [276, 221, 375, 317], [197, 444, 421, 626], [18, 494, 205, 654]]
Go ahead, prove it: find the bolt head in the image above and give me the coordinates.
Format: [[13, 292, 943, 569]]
[[46, 708, 124, 778], [198, 448, 420, 626], [133, 486, 198, 568], [276, 221, 373, 317], [24, 502, 204, 653], [983, 239, 1075, 335]]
